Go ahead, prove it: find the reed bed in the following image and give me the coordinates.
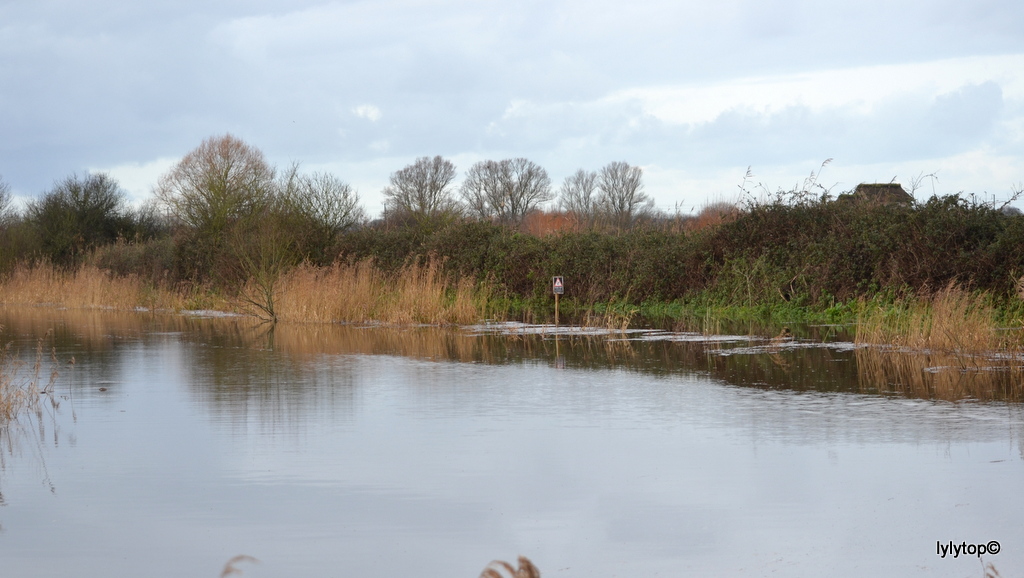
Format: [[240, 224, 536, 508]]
[[1, 259, 494, 326], [855, 282, 1023, 353], [0, 263, 189, 311], [272, 258, 493, 325]]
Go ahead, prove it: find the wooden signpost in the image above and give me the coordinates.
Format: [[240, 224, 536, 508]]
[[552, 276, 564, 326]]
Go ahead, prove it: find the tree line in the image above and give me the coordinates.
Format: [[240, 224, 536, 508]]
[[0, 134, 667, 292], [0, 134, 661, 269], [3, 133, 1023, 319]]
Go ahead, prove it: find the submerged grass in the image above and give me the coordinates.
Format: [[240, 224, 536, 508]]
[[0, 335, 59, 424]]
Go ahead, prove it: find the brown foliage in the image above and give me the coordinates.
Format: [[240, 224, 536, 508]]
[[685, 201, 740, 233], [522, 210, 573, 236]]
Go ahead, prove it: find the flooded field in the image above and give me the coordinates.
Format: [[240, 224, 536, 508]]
[[1, 307, 1021, 577]]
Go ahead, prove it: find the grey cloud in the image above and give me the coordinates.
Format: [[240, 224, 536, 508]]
[[470, 78, 1012, 183], [2, 0, 1024, 198]]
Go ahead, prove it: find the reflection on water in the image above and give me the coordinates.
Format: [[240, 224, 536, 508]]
[[0, 307, 1022, 578], [3, 308, 1023, 406]]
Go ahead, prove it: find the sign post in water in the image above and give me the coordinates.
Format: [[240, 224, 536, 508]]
[[552, 276, 564, 326]]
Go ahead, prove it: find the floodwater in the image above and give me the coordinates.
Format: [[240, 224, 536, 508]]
[[0, 308, 1021, 578]]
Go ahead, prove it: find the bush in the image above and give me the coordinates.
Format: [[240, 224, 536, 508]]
[[26, 173, 137, 267]]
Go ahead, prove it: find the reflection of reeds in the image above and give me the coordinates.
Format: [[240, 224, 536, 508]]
[[1, 338, 58, 423], [855, 282, 1022, 353], [1, 335, 63, 501], [855, 347, 1023, 402], [853, 283, 1024, 400]]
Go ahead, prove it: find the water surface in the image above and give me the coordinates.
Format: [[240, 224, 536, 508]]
[[0, 308, 1021, 577]]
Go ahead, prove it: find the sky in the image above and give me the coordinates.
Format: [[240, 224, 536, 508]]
[[2, 0, 1024, 216]]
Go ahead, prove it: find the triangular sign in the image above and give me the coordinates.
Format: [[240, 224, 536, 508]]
[[554, 278, 563, 288]]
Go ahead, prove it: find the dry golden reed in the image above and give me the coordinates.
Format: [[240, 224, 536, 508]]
[[0, 263, 188, 311], [855, 281, 1021, 353], [1, 259, 494, 326], [271, 258, 492, 325]]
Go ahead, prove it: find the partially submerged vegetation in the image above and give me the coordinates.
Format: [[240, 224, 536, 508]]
[[0, 331, 59, 426], [856, 281, 1024, 353], [2, 135, 1023, 351]]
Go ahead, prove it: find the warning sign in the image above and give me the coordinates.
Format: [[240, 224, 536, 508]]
[[552, 276, 564, 295]]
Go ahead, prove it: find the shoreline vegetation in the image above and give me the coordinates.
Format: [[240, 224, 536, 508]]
[[2, 260, 1023, 355], [1, 134, 1023, 354]]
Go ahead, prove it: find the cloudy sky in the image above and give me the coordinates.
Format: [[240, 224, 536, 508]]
[[2, 0, 1023, 215]]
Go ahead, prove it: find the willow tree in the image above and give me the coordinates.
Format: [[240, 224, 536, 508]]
[[155, 134, 277, 283], [155, 134, 275, 240]]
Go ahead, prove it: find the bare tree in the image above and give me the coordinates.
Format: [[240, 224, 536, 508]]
[[461, 158, 553, 226], [461, 160, 504, 221], [382, 156, 459, 224], [155, 134, 276, 236], [558, 169, 599, 229], [280, 166, 364, 237], [597, 161, 652, 230], [274, 165, 365, 265]]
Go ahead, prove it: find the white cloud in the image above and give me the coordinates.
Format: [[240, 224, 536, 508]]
[[604, 55, 1024, 126], [352, 105, 382, 122], [92, 157, 178, 205]]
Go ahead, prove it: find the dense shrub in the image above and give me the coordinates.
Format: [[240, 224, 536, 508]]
[[333, 194, 1024, 309]]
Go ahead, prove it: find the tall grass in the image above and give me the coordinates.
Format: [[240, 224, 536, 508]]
[[0, 263, 189, 311], [855, 282, 1022, 353], [0, 259, 496, 326], [272, 258, 493, 325]]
